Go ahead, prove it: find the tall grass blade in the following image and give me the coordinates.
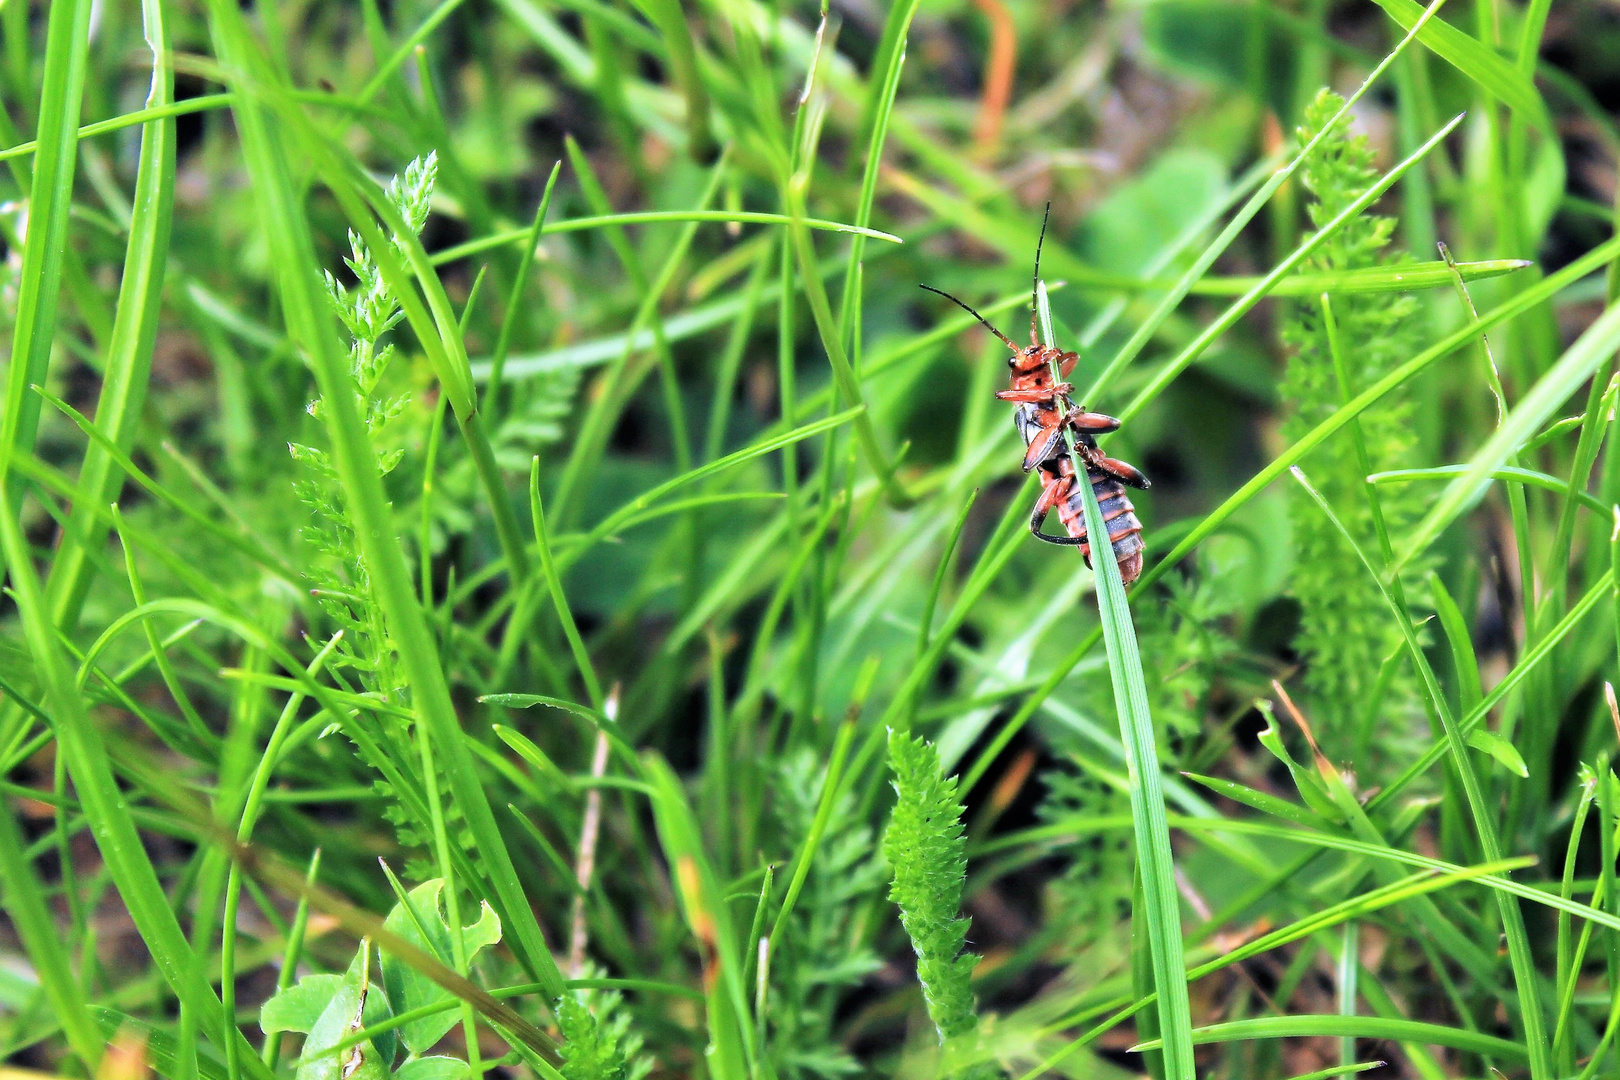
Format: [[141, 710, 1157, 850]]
[[1037, 282, 1193, 1080], [45, 0, 176, 629], [3, 0, 91, 458]]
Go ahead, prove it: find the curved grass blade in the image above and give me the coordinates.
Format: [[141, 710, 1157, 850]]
[[45, 0, 176, 629], [1117, 111, 1464, 424], [1079, 0, 1452, 407], [0, 95, 231, 162], [0, 475, 273, 1079]]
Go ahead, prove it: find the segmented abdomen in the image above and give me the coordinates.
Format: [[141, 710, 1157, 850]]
[[1054, 467, 1145, 585]]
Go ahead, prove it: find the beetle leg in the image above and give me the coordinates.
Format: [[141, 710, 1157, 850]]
[[1067, 410, 1121, 434], [1022, 423, 1067, 472], [1099, 456, 1151, 490], [1057, 351, 1081, 377], [1030, 475, 1086, 546], [995, 384, 1073, 403]]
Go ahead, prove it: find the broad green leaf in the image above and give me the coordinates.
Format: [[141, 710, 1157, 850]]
[[393, 1057, 470, 1080], [379, 879, 502, 1055], [295, 947, 395, 1080], [262, 974, 345, 1034]]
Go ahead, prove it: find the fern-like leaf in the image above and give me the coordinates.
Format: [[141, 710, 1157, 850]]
[[1280, 88, 1428, 761], [883, 729, 978, 1044], [555, 976, 649, 1080]]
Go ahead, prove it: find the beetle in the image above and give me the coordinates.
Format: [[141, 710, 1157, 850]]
[[921, 208, 1150, 582]]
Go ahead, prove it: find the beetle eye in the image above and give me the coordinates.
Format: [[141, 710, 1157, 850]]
[[1006, 356, 1016, 368]]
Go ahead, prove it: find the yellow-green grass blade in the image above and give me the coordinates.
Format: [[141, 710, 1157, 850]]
[[644, 755, 754, 1080], [431, 210, 900, 265]]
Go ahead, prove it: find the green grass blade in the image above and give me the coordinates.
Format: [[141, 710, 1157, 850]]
[[1078, 0, 1449, 406], [1397, 297, 1620, 569], [2, 0, 91, 458], [558, 406, 862, 571], [1138, 233, 1620, 605], [0, 792, 102, 1066], [486, 161, 561, 409], [626, 0, 714, 161], [785, 192, 908, 506], [644, 755, 753, 1080], [528, 457, 605, 711], [767, 718, 856, 947], [1040, 281, 1193, 1080], [1117, 111, 1463, 424], [1133, 1015, 1526, 1060], [0, 486, 272, 1077], [430, 211, 900, 265], [0, 94, 231, 162], [837, 0, 918, 344], [45, 0, 176, 629], [1369, 0, 1551, 129], [1292, 466, 1552, 1078], [1371, 463, 1614, 516]]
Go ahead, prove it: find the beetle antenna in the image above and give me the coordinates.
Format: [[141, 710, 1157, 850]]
[[920, 284, 1017, 350], [1031, 202, 1051, 345]]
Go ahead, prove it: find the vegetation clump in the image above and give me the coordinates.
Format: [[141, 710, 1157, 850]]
[[4, 6, 1620, 1080], [1279, 88, 1428, 760]]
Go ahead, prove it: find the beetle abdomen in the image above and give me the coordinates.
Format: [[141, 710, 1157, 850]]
[[1057, 469, 1144, 585]]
